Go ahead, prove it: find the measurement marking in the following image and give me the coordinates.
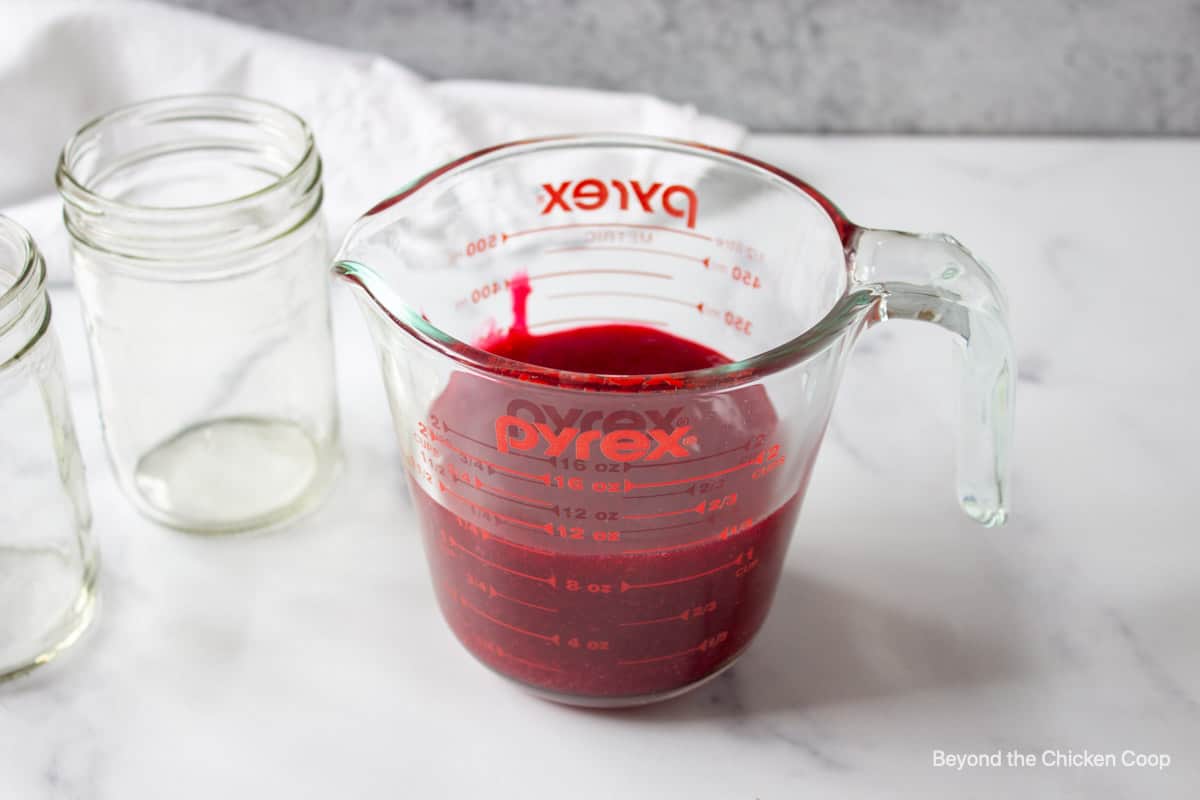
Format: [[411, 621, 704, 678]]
[[618, 641, 716, 666], [620, 517, 710, 535], [622, 500, 706, 521], [619, 611, 690, 627], [529, 268, 673, 282], [618, 534, 726, 555], [489, 584, 559, 614], [488, 466, 549, 486], [445, 424, 545, 462], [459, 594, 561, 645], [628, 485, 695, 498], [434, 433, 551, 485], [444, 526, 554, 557], [625, 450, 765, 489], [548, 291, 700, 310], [545, 245, 710, 268], [471, 475, 556, 509], [504, 223, 712, 242], [504, 650, 563, 673], [620, 553, 744, 592], [697, 302, 720, 317], [528, 317, 668, 330], [628, 442, 751, 470], [489, 535, 554, 556], [447, 534, 557, 586], [440, 481, 554, 534], [617, 517, 756, 555]]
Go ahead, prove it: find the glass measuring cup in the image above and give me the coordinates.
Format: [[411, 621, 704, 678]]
[[334, 135, 1014, 706]]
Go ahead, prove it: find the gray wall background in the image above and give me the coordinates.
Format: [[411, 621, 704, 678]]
[[160, 0, 1200, 134]]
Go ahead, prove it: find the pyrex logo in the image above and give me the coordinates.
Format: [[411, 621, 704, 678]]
[[495, 400, 697, 462], [540, 179, 699, 229]]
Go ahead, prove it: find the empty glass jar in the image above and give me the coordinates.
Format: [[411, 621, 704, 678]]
[[56, 96, 340, 534], [0, 216, 96, 680]]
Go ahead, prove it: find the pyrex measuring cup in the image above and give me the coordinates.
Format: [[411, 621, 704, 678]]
[[334, 135, 1014, 707]]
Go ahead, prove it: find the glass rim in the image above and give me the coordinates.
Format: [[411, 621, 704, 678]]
[[0, 215, 42, 320], [336, 133, 879, 393], [55, 93, 319, 217]]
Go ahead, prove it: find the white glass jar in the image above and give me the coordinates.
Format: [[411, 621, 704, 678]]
[[56, 96, 340, 533], [0, 216, 96, 680]]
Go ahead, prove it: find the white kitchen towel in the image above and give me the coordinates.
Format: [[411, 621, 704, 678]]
[[0, 0, 744, 282]]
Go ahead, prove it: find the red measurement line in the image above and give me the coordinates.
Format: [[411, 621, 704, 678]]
[[475, 530, 555, 556], [548, 291, 699, 310], [445, 424, 545, 462], [505, 223, 712, 242], [471, 475, 555, 509], [527, 317, 668, 330], [620, 517, 709, 535], [622, 500, 705, 521], [434, 433, 551, 485], [470, 633, 562, 673], [619, 611, 689, 627], [443, 526, 554, 557], [489, 584, 559, 614], [529, 268, 673, 281], [627, 442, 752, 469], [459, 594, 561, 645], [618, 533, 725, 556], [620, 552, 744, 592], [447, 535, 557, 586], [618, 643, 708, 666], [504, 650, 563, 673], [441, 481, 553, 534], [629, 485, 695, 499], [619, 518, 757, 555], [625, 450, 765, 490], [488, 535, 555, 556], [545, 245, 709, 267]]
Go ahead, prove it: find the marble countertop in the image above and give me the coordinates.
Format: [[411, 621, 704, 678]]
[[3, 135, 1198, 798]]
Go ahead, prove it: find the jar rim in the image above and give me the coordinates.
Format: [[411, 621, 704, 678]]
[[55, 93, 318, 217], [0, 215, 43, 321]]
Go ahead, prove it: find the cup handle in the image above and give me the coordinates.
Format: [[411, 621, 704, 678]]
[[850, 227, 1015, 526]]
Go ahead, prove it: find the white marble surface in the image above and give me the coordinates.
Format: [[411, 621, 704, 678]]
[[2, 135, 1198, 798]]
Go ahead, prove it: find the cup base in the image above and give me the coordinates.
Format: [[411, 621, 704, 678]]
[[482, 648, 746, 709], [129, 416, 339, 534]]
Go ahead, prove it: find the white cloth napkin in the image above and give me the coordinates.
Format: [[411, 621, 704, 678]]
[[0, 0, 743, 283]]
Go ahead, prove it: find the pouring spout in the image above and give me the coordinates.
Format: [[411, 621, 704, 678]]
[[332, 258, 409, 330]]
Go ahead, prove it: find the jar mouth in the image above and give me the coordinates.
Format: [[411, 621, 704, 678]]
[[57, 94, 317, 213], [55, 94, 323, 264], [0, 216, 50, 368], [0, 216, 43, 328]]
